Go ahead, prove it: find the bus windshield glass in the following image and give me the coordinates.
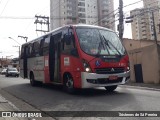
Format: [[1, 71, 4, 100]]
[[76, 27, 125, 56]]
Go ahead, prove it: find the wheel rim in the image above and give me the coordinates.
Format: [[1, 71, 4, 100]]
[[30, 75, 34, 85], [66, 75, 73, 89]]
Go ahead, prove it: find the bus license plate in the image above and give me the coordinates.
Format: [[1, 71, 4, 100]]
[[109, 76, 118, 80]]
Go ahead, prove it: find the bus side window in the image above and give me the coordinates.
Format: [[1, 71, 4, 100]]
[[54, 32, 62, 46], [25, 43, 31, 58], [28, 43, 33, 57], [40, 37, 50, 56], [20, 45, 25, 59], [39, 39, 44, 56], [31, 41, 40, 57]]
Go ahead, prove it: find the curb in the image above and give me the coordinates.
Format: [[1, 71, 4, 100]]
[[119, 84, 160, 91]]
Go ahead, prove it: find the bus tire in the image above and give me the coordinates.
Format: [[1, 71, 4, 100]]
[[105, 85, 117, 92], [30, 74, 38, 86], [63, 74, 75, 94]]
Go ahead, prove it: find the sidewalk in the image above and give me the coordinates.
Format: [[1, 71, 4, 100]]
[[123, 81, 160, 91], [0, 95, 28, 120], [0, 92, 54, 120]]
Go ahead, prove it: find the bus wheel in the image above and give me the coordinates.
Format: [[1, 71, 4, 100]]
[[105, 85, 117, 92], [30, 74, 38, 86], [64, 74, 75, 94]]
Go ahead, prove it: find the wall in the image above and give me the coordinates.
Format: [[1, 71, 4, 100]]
[[123, 38, 159, 51], [128, 44, 160, 84]]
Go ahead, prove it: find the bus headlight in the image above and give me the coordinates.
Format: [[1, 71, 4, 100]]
[[82, 59, 92, 72], [85, 67, 91, 72], [126, 62, 130, 71]]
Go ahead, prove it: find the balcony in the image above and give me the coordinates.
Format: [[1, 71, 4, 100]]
[[78, 13, 86, 18]]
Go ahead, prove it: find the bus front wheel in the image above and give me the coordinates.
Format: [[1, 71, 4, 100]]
[[105, 85, 117, 92], [63, 74, 75, 94]]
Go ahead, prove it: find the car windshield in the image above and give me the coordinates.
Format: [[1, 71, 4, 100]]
[[76, 27, 125, 56], [8, 68, 17, 71], [2, 69, 7, 72]]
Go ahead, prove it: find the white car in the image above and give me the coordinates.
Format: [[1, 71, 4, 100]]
[[1, 69, 7, 75], [5, 68, 19, 77]]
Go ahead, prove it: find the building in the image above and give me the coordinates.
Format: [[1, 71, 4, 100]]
[[97, 0, 115, 30], [130, 0, 160, 41], [122, 38, 160, 84], [50, 0, 115, 30], [0, 58, 19, 69]]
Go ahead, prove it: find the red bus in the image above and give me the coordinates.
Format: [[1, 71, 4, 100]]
[[20, 24, 130, 93]]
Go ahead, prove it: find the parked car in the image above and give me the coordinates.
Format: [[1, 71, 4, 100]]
[[1, 69, 7, 75], [5, 68, 19, 77]]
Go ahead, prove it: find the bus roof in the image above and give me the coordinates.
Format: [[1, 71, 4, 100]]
[[22, 24, 115, 46], [73, 24, 114, 32]]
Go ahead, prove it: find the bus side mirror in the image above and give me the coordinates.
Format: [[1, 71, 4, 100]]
[[71, 48, 78, 57], [64, 34, 73, 45]]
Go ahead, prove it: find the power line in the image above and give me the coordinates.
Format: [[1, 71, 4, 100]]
[[36, 4, 49, 15], [0, 0, 10, 16], [0, 0, 3, 5], [0, 16, 34, 19], [50, 1, 62, 15], [106, 3, 160, 32], [125, 6, 160, 42], [92, 0, 143, 26], [123, 0, 142, 8], [34, 15, 50, 33], [0, 16, 110, 20], [92, 9, 117, 25], [130, 7, 160, 18], [20, 19, 35, 36]]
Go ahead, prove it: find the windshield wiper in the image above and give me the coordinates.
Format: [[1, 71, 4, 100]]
[[102, 35, 122, 56], [96, 32, 110, 57]]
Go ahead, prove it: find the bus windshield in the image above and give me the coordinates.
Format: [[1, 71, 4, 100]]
[[76, 28, 125, 56]]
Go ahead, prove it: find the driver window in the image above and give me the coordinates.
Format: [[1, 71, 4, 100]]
[[62, 28, 76, 55]]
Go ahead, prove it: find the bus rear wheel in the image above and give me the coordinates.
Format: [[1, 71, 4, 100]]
[[30, 74, 38, 86], [63, 74, 75, 94], [105, 85, 117, 92]]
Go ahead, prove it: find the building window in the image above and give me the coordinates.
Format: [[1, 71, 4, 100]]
[[130, 44, 132, 47]]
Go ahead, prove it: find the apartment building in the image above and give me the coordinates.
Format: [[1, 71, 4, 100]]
[[50, 0, 115, 30], [131, 0, 160, 40], [97, 0, 115, 30]]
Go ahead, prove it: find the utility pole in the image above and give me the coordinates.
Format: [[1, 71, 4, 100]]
[[151, 11, 158, 44], [8, 37, 21, 64], [13, 46, 20, 59], [118, 0, 124, 41], [34, 15, 50, 34], [18, 35, 28, 42]]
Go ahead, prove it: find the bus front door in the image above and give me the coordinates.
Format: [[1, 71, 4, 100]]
[[49, 33, 61, 83], [23, 46, 28, 78]]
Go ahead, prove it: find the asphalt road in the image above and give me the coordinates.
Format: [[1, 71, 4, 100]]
[[0, 75, 160, 120]]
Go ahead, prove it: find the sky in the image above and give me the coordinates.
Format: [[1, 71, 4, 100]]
[[0, 0, 143, 58]]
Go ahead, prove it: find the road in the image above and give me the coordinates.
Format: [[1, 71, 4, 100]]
[[0, 75, 160, 120]]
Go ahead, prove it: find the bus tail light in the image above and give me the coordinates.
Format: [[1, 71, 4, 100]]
[[82, 59, 92, 73]]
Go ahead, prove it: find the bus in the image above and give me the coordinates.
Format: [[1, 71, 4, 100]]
[[20, 24, 130, 93]]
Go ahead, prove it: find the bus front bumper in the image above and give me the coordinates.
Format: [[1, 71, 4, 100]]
[[81, 71, 130, 88]]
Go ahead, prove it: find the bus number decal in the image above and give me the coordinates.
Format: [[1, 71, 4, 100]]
[[64, 57, 70, 66]]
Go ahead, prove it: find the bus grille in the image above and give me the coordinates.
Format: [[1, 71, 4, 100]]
[[95, 67, 125, 74], [87, 77, 123, 84]]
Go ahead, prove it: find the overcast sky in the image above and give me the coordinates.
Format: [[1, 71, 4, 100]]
[[0, 0, 143, 58]]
